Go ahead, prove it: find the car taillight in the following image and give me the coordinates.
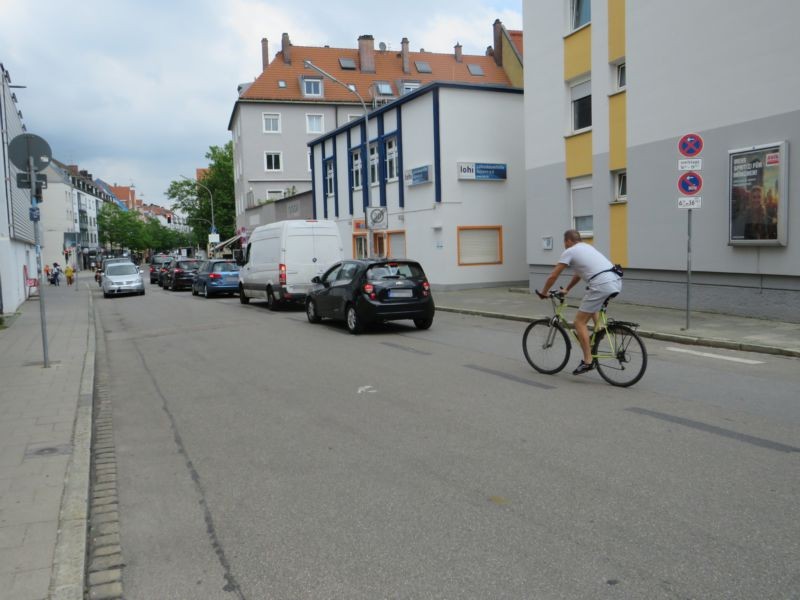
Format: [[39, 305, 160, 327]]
[[422, 280, 430, 297], [279, 263, 287, 286], [174, 268, 183, 274], [363, 283, 376, 300], [209, 273, 221, 279], [150, 266, 155, 272]]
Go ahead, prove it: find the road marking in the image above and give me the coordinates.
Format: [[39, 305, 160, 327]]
[[666, 347, 764, 364], [357, 385, 377, 394]]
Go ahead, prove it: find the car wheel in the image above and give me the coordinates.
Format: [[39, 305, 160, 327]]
[[414, 317, 433, 330], [266, 286, 276, 311], [203, 284, 211, 299], [306, 299, 321, 323], [239, 286, 250, 304], [346, 305, 362, 335]]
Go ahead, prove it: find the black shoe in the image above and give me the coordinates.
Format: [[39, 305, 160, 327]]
[[572, 360, 595, 375]]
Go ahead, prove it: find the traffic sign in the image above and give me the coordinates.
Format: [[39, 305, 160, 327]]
[[678, 133, 704, 157], [29, 207, 40, 221], [678, 171, 703, 195], [678, 197, 701, 209], [16, 172, 48, 189], [8, 134, 52, 172], [678, 158, 702, 171]]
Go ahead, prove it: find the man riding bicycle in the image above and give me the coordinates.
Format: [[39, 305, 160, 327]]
[[537, 229, 622, 375]]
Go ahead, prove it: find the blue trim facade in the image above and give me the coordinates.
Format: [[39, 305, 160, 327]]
[[346, 128, 353, 215], [433, 87, 441, 203], [310, 146, 316, 219], [396, 109, 405, 208]]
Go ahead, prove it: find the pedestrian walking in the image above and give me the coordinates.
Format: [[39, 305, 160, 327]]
[[51, 262, 62, 286], [44, 264, 51, 281], [65, 264, 75, 286]]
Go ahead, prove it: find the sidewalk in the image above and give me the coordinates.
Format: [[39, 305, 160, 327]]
[[435, 287, 800, 358], [0, 273, 93, 600]]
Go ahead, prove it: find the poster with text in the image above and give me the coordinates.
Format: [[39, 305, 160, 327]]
[[729, 142, 788, 245]]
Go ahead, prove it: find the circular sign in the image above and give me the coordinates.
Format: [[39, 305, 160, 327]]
[[678, 171, 703, 195], [678, 133, 704, 158], [8, 134, 52, 172]]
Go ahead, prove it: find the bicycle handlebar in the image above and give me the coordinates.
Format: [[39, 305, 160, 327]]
[[535, 289, 566, 301]]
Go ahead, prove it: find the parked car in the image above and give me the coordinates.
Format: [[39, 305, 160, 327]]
[[237, 219, 343, 309], [149, 254, 173, 284], [162, 259, 201, 291], [305, 259, 434, 334], [102, 262, 144, 298], [192, 260, 240, 298]]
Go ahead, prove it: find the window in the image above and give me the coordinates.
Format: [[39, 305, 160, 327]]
[[615, 171, 627, 202], [401, 81, 420, 94], [375, 82, 393, 96], [384, 137, 398, 181], [263, 113, 280, 133], [570, 79, 592, 132], [457, 227, 502, 265], [351, 149, 362, 189], [415, 61, 432, 74], [278, 80, 287, 88], [467, 64, 484, 76], [369, 143, 379, 185], [348, 114, 362, 122], [339, 58, 356, 70], [325, 161, 334, 196], [571, 178, 593, 236], [571, 0, 591, 30], [306, 114, 324, 134], [264, 152, 282, 172], [303, 78, 322, 97], [354, 235, 368, 259], [617, 62, 626, 89]]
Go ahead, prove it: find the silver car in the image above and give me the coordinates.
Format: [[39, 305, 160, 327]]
[[102, 262, 145, 298]]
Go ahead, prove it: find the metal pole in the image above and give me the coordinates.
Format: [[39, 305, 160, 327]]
[[304, 61, 373, 258], [685, 208, 692, 330], [29, 156, 50, 367]]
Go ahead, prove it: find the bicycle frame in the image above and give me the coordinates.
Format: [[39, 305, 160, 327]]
[[545, 293, 617, 359]]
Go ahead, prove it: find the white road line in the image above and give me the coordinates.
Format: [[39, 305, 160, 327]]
[[666, 346, 764, 365]]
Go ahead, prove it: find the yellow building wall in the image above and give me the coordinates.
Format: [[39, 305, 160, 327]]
[[608, 0, 626, 62], [609, 92, 627, 171], [564, 25, 591, 80], [609, 203, 628, 266], [501, 36, 524, 87], [565, 131, 592, 178]]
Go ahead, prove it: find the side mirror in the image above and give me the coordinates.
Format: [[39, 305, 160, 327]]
[[233, 249, 245, 266], [311, 276, 321, 284]]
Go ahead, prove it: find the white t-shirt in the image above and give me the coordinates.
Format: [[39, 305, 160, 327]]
[[558, 242, 615, 284]]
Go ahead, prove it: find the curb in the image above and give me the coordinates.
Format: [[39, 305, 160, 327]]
[[436, 305, 800, 359], [51, 285, 94, 600]]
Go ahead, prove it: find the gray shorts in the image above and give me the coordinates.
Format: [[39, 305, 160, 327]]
[[579, 279, 622, 313]]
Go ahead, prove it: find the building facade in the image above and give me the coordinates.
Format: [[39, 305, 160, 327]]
[[0, 62, 37, 314], [309, 82, 525, 288], [230, 24, 521, 236], [524, 0, 800, 321]]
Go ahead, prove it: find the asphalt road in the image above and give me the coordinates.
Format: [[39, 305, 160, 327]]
[[94, 282, 800, 600]]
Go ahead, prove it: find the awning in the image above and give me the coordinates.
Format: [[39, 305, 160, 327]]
[[210, 234, 243, 252]]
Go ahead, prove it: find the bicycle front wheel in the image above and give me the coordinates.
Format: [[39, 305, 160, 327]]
[[522, 319, 571, 374], [592, 324, 648, 387]]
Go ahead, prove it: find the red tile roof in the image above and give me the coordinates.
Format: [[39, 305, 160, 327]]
[[509, 30, 523, 57], [241, 45, 512, 104]]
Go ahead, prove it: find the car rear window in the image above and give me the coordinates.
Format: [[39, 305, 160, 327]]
[[212, 262, 239, 273], [106, 264, 138, 276], [152, 256, 171, 265], [177, 261, 199, 269], [367, 262, 425, 279]]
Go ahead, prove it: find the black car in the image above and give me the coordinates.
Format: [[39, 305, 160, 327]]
[[162, 259, 200, 291], [149, 254, 173, 284], [305, 259, 434, 334]]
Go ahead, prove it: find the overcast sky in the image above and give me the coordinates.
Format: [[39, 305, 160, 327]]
[[0, 0, 521, 208]]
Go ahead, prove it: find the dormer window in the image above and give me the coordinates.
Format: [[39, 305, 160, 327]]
[[278, 80, 287, 88], [401, 81, 420, 94], [339, 58, 356, 70], [415, 61, 432, 74], [467, 64, 484, 76], [303, 78, 322, 97]]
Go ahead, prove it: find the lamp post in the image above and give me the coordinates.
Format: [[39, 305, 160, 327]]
[[304, 60, 373, 258], [180, 174, 216, 257]]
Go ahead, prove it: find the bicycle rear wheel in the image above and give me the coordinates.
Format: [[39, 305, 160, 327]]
[[592, 324, 647, 387], [522, 319, 571, 374]]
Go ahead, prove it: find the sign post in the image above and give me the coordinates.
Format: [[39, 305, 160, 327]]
[[677, 133, 704, 330], [9, 133, 53, 367]]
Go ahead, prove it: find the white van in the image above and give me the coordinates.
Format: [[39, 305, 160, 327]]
[[237, 220, 343, 309]]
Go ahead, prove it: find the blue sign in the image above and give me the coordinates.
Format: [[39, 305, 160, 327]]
[[405, 165, 432, 186], [29, 207, 40, 221], [678, 171, 703, 196], [458, 162, 507, 181]]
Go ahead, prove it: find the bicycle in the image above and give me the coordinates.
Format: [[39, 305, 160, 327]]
[[522, 289, 647, 387]]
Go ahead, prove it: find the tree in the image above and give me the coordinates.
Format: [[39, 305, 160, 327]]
[[166, 141, 235, 246]]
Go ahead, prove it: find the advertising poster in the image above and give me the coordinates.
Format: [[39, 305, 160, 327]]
[[729, 142, 788, 245]]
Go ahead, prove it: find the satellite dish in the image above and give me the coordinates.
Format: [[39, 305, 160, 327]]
[[379, 42, 387, 51]]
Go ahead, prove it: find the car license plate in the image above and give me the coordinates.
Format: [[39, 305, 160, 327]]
[[389, 289, 413, 298], [225, 276, 237, 283]]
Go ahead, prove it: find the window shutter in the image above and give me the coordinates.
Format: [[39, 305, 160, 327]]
[[459, 229, 501, 264]]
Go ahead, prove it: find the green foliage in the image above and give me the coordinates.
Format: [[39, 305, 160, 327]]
[[166, 141, 235, 246], [97, 204, 182, 253]]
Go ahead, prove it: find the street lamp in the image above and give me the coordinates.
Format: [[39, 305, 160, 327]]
[[180, 174, 215, 235], [304, 60, 374, 258]]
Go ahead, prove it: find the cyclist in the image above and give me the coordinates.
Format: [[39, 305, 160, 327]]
[[536, 229, 622, 375]]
